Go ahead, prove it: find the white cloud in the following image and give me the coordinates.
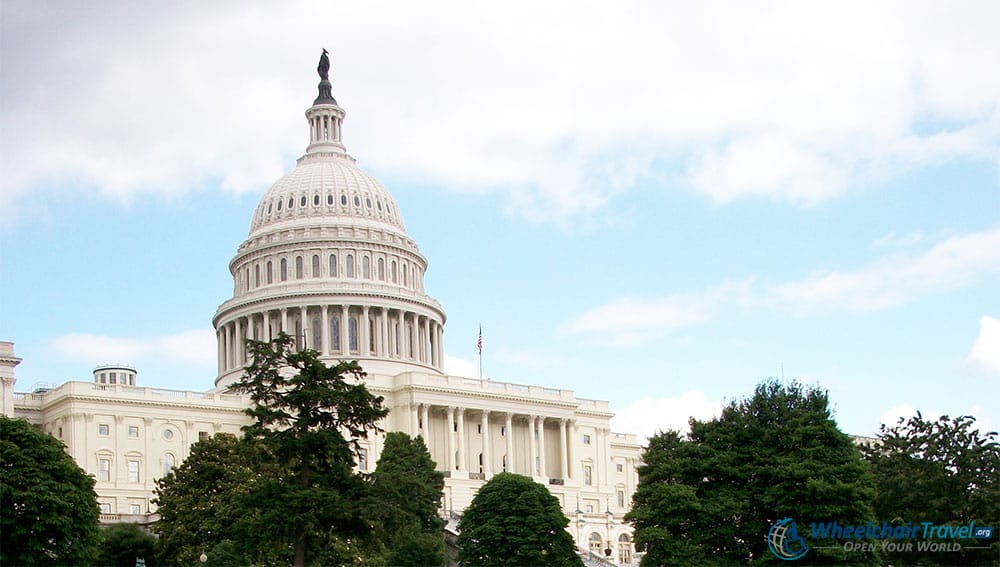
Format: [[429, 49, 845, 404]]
[[444, 354, 478, 378], [3, 2, 1000, 225], [569, 228, 1000, 342], [968, 315, 1000, 375], [51, 329, 216, 367], [610, 391, 724, 441], [878, 403, 994, 436]]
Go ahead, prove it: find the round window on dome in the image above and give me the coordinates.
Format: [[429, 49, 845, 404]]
[[288, 198, 294, 209], [354, 196, 360, 207], [327, 194, 333, 205], [300, 196, 307, 207], [341, 195, 348, 206], [313, 195, 320, 206], [366, 198, 372, 209]]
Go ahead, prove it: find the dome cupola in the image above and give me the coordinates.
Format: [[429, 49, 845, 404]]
[[213, 51, 446, 388]]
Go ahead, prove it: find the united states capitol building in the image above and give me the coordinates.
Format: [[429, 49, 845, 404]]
[[2, 55, 641, 563]]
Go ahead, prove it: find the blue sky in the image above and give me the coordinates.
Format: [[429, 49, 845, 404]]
[[2, 1, 998, 439]]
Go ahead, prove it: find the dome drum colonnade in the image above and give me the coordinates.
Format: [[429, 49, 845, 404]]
[[213, 57, 445, 387]]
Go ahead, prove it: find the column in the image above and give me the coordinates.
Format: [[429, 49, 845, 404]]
[[340, 305, 349, 353], [217, 329, 224, 374], [423, 317, 431, 363], [320, 305, 329, 356], [396, 312, 405, 359], [481, 410, 491, 475], [380, 309, 389, 358], [566, 419, 575, 480], [446, 407, 456, 471], [559, 418, 568, 479], [264, 311, 272, 341], [456, 407, 466, 472], [281, 308, 288, 336], [362, 306, 370, 355], [437, 324, 444, 369], [410, 315, 418, 360], [225, 323, 234, 371], [528, 416, 538, 477], [504, 413, 514, 473], [421, 404, 430, 440], [299, 306, 308, 349], [538, 417, 547, 478], [411, 403, 420, 437]]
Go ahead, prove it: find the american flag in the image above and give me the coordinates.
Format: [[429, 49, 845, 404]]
[[477, 325, 483, 355]]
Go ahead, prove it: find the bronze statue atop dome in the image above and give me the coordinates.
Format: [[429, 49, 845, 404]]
[[318, 49, 330, 81]]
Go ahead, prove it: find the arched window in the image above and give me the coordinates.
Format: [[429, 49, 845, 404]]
[[402, 263, 408, 287], [280, 258, 288, 281], [362, 256, 371, 279], [502, 454, 508, 472], [329, 254, 338, 277], [295, 256, 304, 279], [162, 453, 175, 477], [369, 315, 376, 353], [349, 317, 358, 352], [378, 258, 385, 281], [312, 255, 320, 278], [346, 255, 355, 278], [391, 260, 397, 283], [589, 533, 603, 554], [254, 264, 260, 288], [312, 317, 322, 349], [266, 261, 273, 284], [330, 317, 340, 351]]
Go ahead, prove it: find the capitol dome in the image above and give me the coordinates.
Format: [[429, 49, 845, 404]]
[[212, 55, 446, 388]]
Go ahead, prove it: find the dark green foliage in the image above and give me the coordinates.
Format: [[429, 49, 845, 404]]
[[862, 413, 1000, 566], [626, 380, 877, 566], [370, 432, 446, 566], [457, 473, 583, 566], [152, 433, 270, 565], [155, 334, 390, 566], [0, 415, 100, 566], [96, 522, 156, 567]]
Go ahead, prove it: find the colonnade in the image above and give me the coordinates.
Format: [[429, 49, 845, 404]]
[[412, 403, 576, 481], [217, 303, 444, 373]]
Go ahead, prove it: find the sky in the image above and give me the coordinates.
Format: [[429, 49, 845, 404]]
[[1, 1, 998, 440]]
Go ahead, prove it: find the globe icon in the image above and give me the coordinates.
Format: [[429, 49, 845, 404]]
[[767, 517, 809, 560]]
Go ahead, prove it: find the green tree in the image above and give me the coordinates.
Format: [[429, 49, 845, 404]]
[[230, 332, 389, 567], [153, 433, 275, 565], [370, 432, 445, 566], [457, 473, 582, 567], [862, 412, 1000, 566], [96, 522, 156, 567], [0, 415, 100, 566], [626, 380, 877, 565]]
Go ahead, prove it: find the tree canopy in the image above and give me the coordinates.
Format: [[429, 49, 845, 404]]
[[457, 473, 582, 567], [96, 522, 157, 567], [862, 412, 1000, 565], [1, 415, 100, 566], [370, 432, 446, 566], [626, 380, 877, 565], [155, 333, 389, 566]]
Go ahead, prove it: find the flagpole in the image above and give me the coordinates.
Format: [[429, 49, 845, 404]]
[[478, 324, 483, 380]]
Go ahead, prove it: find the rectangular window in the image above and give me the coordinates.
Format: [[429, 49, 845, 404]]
[[586, 504, 594, 513], [583, 434, 591, 445], [199, 431, 209, 441], [128, 426, 139, 438], [616, 463, 623, 473], [358, 448, 368, 471], [501, 426, 506, 437], [98, 424, 110, 436], [99, 503, 112, 514], [98, 458, 111, 482], [584, 465, 593, 486], [129, 504, 141, 515], [477, 424, 482, 435], [109, 372, 117, 384], [617, 490, 625, 508], [128, 460, 140, 483]]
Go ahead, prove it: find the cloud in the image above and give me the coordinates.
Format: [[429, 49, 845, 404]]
[[968, 315, 1000, 375], [3, 2, 1000, 225], [569, 228, 1000, 342], [51, 329, 216, 367], [610, 391, 723, 441], [444, 354, 478, 378], [877, 403, 994, 436]]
